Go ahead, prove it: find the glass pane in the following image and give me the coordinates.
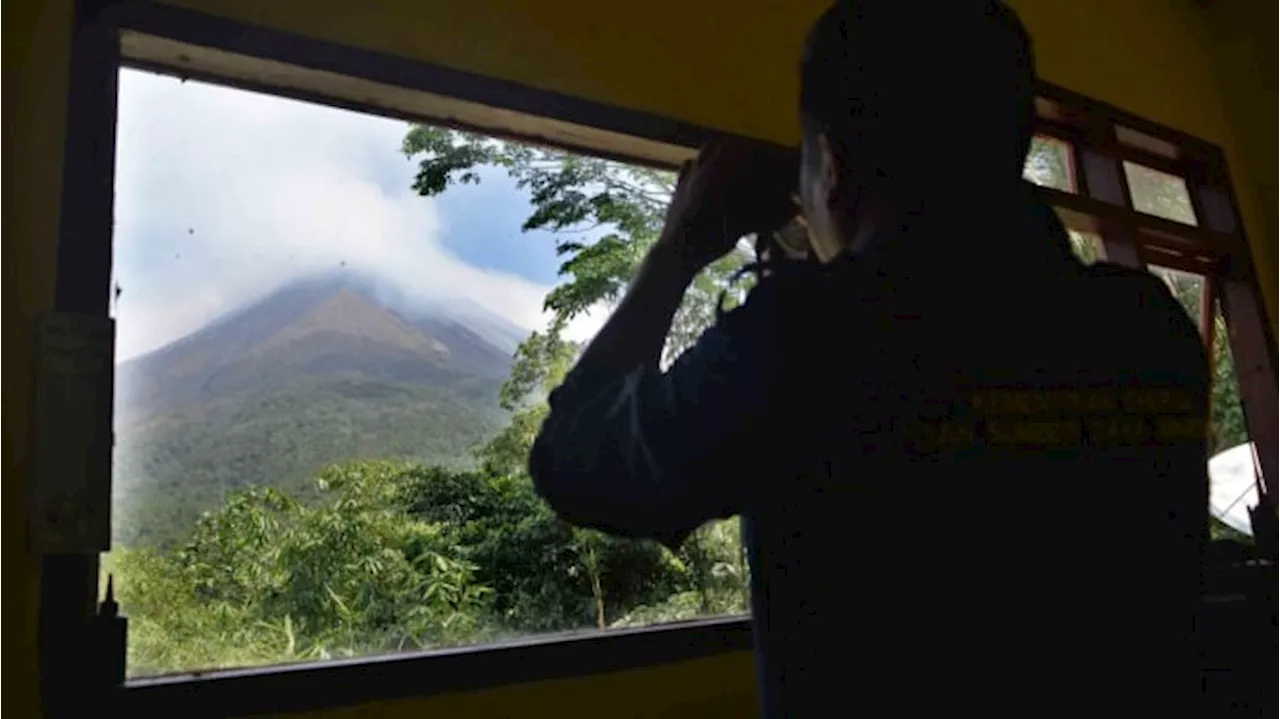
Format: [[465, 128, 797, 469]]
[[108, 69, 748, 678], [1208, 304, 1249, 456], [1149, 265, 1204, 327], [1123, 161, 1198, 226], [1147, 267, 1254, 543], [1208, 306, 1254, 542], [1067, 230, 1102, 265], [1023, 135, 1075, 192]]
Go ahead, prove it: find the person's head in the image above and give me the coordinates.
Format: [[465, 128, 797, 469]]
[[797, 1, 1036, 261]]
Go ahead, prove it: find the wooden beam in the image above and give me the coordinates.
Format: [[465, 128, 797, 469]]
[[1031, 185, 1238, 262], [1076, 146, 1141, 267], [1200, 275, 1217, 352]]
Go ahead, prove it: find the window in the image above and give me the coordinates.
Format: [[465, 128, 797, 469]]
[[1023, 138, 1099, 265], [1151, 265, 1205, 322], [1123, 161, 1198, 226], [1026, 88, 1273, 550], [108, 69, 747, 678], [42, 6, 1273, 714], [1148, 266, 1254, 540], [1023, 135, 1076, 193], [1067, 229, 1102, 265]]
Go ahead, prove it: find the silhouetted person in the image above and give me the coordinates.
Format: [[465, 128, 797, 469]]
[[530, 2, 1208, 716]]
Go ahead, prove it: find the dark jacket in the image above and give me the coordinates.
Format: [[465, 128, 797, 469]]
[[530, 190, 1208, 717]]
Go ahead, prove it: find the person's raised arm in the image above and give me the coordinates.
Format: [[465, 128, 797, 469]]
[[528, 140, 798, 547], [571, 142, 796, 374]]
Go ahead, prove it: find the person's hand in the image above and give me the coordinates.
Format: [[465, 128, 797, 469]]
[[657, 139, 798, 273]]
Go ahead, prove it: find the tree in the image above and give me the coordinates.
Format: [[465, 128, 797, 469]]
[[404, 125, 752, 619], [1207, 313, 1248, 452], [474, 321, 576, 476], [1153, 268, 1248, 454], [112, 462, 495, 674], [402, 126, 750, 365]]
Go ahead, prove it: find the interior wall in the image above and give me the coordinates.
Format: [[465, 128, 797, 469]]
[[1012, 0, 1276, 328], [1197, 0, 1278, 331], [2, 1, 1272, 718], [3, 0, 74, 717]]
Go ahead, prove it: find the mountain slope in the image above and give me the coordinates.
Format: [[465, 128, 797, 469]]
[[113, 276, 520, 547], [115, 277, 515, 424]]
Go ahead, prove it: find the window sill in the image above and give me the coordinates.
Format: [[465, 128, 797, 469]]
[[116, 615, 753, 717]]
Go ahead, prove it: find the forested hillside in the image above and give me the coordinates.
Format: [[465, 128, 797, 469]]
[[112, 278, 512, 547]]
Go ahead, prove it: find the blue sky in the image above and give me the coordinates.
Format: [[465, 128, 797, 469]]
[[112, 69, 602, 360], [431, 166, 564, 286]]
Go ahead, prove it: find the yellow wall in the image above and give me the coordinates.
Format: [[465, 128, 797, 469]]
[[1013, 0, 1274, 307], [3, 1, 1273, 717], [3, 0, 74, 716], [1199, 0, 1278, 327]]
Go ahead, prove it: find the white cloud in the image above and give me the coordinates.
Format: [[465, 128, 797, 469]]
[[112, 70, 602, 360], [561, 305, 609, 344]]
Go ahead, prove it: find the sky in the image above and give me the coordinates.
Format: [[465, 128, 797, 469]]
[[1208, 441, 1260, 535], [112, 69, 606, 361]]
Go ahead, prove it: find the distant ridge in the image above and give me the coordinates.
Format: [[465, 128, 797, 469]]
[[112, 274, 521, 548]]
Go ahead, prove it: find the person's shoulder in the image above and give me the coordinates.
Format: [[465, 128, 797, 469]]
[[1083, 262, 1179, 299], [703, 262, 838, 381], [1081, 262, 1194, 325], [1077, 261, 1208, 378]]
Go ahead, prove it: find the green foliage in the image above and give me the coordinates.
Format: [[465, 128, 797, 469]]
[[403, 125, 747, 364], [113, 458, 744, 675], [108, 548, 287, 674], [609, 591, 707, 628], [674, 517, 750, 615], [1152, 268, 1248, 454], [1208, 313, 1248, 453], [610, 521, 748, 628], [403, 127, 754, 620], [1023, 136, 1073, 193], [1066, 231, 1100, 265], [403, 127, 669, 244], [113, 462, 496, 674], [406, 462, 735, 633], [114, 377, 504, 549], [474, 325, 577, 476]]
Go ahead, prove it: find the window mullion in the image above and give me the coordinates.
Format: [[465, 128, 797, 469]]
[[1188, 175, 1278, 508], [1077, 146, 1141, 268]]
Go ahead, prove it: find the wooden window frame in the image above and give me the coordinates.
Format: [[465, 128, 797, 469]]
[[1027, 87, 1276, 506], [41, 1, 1276, 716]]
